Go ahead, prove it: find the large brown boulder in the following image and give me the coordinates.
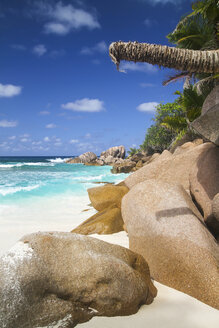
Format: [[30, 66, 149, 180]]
[[122, 179, 219, 309], [0, 232, 157, 328], [191, 86, 219, 146], [88, 184, 129, 211], [72, 205, 124, 235], [124, 142, 216, 193], [189, 144, 219, 220]]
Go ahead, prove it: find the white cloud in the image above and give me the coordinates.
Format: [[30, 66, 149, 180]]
[[32, 141, 42, 145], [0, 83, 22, 98], [8, 135, 16, 140], [85, 133, 91, 139], [144, 18, 152, 26], [46, 123, 56, 128], [33, 44, 47, 56], [137, 102, 159, 112], [39, 110, 50, 115], [44, 136, 50, 142], [49, 49, 65, 58], [20, 138, 28, 142], [54, 142, 62, 147], [81, 41, 107, 55], [11, 44, 26, 51], [140, 82, 156, 87], [45, 22, 69, 35], [69, 139, 79, 144], [77, 142, 93, 151], [62, 98, 104, 113], [20, 134, 30, 138], [37, 2, 100, 35], [0, 120, 18, 127], [139, 0, 183, 4], [119, 62, 157, 73]]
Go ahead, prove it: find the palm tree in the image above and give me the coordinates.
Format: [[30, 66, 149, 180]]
[[109, 41, 219, 74], [165, 0, 219, 89]]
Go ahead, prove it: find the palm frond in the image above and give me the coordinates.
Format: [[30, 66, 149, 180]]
[[163, 72, 190, 86]]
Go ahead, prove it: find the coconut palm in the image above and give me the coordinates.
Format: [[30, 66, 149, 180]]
[[168, 0, 219, 50], [109, 41, 219, 74]]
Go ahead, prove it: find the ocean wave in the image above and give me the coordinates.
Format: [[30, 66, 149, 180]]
[[0, 184, 41, 196], [47, 157, 70, 163], [0, 162, 55, 168], [72, 174, 106, 181]]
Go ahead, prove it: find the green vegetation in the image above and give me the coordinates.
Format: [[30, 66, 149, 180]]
[[127, 147, 138, 156], [129, 0, 218, 156]]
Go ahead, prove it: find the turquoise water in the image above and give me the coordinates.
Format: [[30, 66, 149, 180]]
[[0, 156, 128, 205]]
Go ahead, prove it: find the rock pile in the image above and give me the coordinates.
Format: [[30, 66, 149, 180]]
[[74, 139, 219, 310], [66, 146, 126, 166]]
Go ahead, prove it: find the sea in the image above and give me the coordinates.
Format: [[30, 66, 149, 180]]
[[0, 156, 128, 254]]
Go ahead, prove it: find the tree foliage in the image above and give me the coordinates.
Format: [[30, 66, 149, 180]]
[[127, 147, 139, 156]]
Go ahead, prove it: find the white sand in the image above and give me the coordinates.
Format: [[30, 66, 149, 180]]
[[1, 195, 219, 327], [81, 232, 219, 328], [0, 194, 95, 255]]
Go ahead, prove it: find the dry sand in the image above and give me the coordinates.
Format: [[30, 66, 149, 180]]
[[80, 232, 219, 328], [1, 195, 218, 327]]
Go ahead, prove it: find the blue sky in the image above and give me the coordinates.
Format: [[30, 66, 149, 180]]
[[0, 0, 192, 156]]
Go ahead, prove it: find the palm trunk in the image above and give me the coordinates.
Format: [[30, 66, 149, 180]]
[[109, 42, 219, 73]]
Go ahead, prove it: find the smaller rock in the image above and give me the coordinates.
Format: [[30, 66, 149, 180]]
[[66, 152, 97, 164], [88, 184, 129, 211], [72, 205, 124, 235], [111, 160, 136, 174], [65, 157, 81, 164]]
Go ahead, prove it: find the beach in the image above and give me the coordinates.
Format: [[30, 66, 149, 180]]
[[0, 158, 219, 327]]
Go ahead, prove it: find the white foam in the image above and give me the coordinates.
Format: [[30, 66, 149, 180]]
[[0, 162, 55, 168], [47, 158, 70, 163], [0, 184, 41, 196], [72, 174, 105, 181]]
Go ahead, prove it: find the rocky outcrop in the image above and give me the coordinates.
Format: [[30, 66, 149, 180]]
[[72, 205, 124, 235], [0, 232, 157, 328], [111, 160, 136, 174], [66, 152, 97, 164], [111, 153, 155, 174], [191, 86, 219, 146], [88, 184, 129, 211], [173, 139, 203, 155], [100, 146, 126, 159], [124, 142, 216, 193], [122, 179, 219, 309], [189, 144, 219, 220]]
